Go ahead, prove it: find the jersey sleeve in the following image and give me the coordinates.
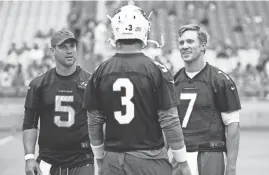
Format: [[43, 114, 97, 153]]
[[24, 79, 40, 109], [23, 79, 41, 130], [215, 73, 241, 112], [83, 73, 100, 111], [154, 62, 179, 110]]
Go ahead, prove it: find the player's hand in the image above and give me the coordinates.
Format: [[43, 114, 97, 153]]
[[25, 159, 42, 175], [171, 158, 192, 175], [96, 158, 104, 175]]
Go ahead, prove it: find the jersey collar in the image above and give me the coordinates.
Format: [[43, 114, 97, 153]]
[[183, 62, 209, 80]]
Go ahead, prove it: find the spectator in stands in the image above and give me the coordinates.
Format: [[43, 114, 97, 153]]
[[46, 28, 55, 38], [68, 7, 81, 34], [186, 2, 195, 11], [230, 62, 242, 84], [94, 20, 108, 55], [86, 19, 97, 32], [0, 65, 13, 87], [28, 43, 44, 65], [168, 10, 176, 17], [18, 43, 31, 84], [8, 43, 19, 55], [200, 10, 209, 27], [242, 64, 262, 97], [18, 42, 31, 54], [6, 51, 19, 68], [81, 30, 95, 59], [40, 28, 56, 47], [35, 30, 44, 38], [105, 0, 122, 17], [42, 45, 55, 72], [234, 18, 243, 33], [12, 64, 25, 95], [216, 44, 229, 58], [209, 2, 216, 11]]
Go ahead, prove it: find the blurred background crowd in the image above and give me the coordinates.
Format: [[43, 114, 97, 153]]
[[1, 1, 269, 99]]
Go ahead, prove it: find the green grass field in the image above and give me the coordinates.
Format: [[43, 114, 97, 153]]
[[0, 98, 268, 175]]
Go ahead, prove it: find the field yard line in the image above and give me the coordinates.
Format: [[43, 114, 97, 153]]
[[0, 135, 13, 146]]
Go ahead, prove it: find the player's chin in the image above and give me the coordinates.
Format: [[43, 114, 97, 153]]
[[65, 58, 76, 65], [182, 56, 193, 63]]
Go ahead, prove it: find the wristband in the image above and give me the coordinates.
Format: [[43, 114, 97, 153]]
[[171, 146, 187, 162], [25, 154, 35, 161], [90, 143, 106, 159]]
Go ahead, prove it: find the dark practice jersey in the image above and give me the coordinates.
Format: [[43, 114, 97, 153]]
[[84, 53, 179, 152], [174, 63, 241, 152], [24, 66, 93, 167]]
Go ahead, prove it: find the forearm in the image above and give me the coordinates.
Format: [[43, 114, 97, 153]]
[[22, 108, 39, 130], [163, 126, 185, 150], [158, 107, 185, 150], [22, 129, 38, 155], [87, 110, 106, 146], [226, 122, 240, 170]]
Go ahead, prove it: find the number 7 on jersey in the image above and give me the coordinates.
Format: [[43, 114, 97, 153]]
[[180, 93, 197, 128]]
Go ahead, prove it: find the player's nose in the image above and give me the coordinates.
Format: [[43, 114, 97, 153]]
[[178, 41, 187, 49], [179, 43, 188, 50], [66, 47, 73, 54], [182, 42, 189, 49]]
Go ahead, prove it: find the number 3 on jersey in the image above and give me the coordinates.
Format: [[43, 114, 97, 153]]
[[113, 78, 134, 124], [180, 93, 197, 128]]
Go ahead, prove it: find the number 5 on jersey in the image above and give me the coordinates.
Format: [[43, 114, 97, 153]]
[[54, 95, 75, 127], [180, 93, 197, 128]]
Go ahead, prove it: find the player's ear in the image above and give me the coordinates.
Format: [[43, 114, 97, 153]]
[[201, 42, 206, 52], [50, 46, 56, 56]]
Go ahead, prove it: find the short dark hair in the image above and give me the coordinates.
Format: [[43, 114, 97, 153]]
[[117, 39, 142, 46]]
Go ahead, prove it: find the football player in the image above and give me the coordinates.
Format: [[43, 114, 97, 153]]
[[22, 29, 95, 175], [84, 5, 191, 175], [174, 24, 241, 175]]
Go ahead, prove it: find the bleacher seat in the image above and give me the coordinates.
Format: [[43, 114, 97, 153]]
[[0, 1, 70, 60]]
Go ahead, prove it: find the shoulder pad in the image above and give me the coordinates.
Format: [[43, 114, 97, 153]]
[[173, 67, 184, 80], [153, 61, 169, 73], [214, 68, 236, 89], [152, 61, 174, 83], [216, 69, 231, 81], [28, 72, 46, 88]]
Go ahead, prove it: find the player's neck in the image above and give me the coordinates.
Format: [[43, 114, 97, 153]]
[[56, 64, 77, 76], [185, 55, 206, 73], [116, 44, 142, 54]]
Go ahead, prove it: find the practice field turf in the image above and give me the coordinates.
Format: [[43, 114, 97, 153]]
[[0, 98, 268, 175]]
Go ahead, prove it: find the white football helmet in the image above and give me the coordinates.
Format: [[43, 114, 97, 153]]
[[109, 5, 151, 47]]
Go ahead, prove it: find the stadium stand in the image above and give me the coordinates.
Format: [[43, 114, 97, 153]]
[[0, 1, 70, 96], [0, 1, 269, 99]]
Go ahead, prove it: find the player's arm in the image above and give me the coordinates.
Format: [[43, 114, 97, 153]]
[[22, 80, 42, 175], [158, 107, 187, 163], [87, 110, 106, 159], [216, 71, 241, 174], [22, 108, 39, 158], [221, 110, 240, 174], [155, 64, 188, 164], [83, 74, 106, 159], [22, 81, 40, 160]]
